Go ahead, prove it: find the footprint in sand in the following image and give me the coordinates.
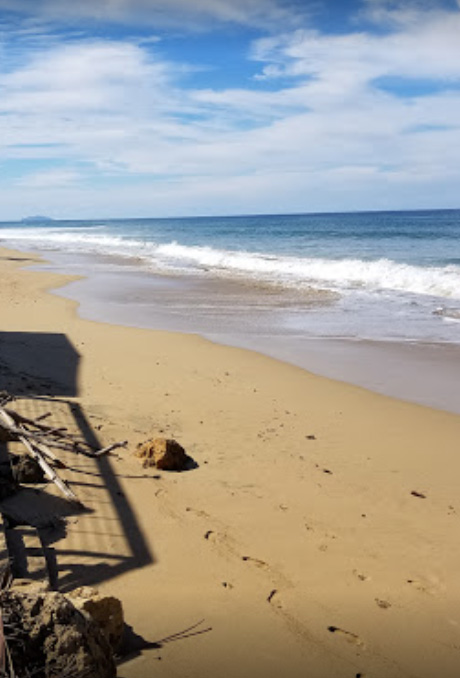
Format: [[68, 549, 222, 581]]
[[200, 526, 243, 563], [266, 589, 316, 642], [193, 515, 292, 588], [318, 530, 338, 552], [185, 507, 210, 519], [352, 570, 370, 582], [304, 522, 337, 539], [327, 625, 365, 648], [406, 577, 442, 595], [375, 598, 391, 609], [242, 555, 269, 570]]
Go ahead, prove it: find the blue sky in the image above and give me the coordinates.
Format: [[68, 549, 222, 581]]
[[1, 0, 460, 219]]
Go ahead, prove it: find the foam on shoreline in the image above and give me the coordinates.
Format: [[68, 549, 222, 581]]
[[31, 249, 460, 415]]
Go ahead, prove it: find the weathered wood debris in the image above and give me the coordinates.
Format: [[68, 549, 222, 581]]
[[0, 392, 130, 677], [0, 392, 127, 507]]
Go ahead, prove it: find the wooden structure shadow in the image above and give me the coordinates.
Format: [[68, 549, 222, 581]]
[[0, 331, 153, 592]]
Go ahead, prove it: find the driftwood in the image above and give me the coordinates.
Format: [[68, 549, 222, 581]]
[[0, 398, 128, 507], [3, 408, 73, 439], [2, 407, 125, 459], [92, 441, 128, 458], [0, 407, 80, 505]]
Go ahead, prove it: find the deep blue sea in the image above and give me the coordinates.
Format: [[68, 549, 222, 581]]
[[2, 209, 460, 411]]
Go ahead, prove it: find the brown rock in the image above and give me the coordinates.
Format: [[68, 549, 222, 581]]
[[136, 437, 190, 471], [0, 589, 116, 677], [69, 586, 124, 651]]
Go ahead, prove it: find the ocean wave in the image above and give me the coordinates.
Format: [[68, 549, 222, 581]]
[[0, 226, 149, 255], [1, 227, 459, 300], [155, 242, 460, 299]]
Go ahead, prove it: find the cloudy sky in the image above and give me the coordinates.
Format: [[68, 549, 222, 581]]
[[1, 0, 459, 219]]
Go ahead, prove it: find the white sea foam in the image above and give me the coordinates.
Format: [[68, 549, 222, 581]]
[[1, 227, 459, 300], [155, 242, 460, 299]]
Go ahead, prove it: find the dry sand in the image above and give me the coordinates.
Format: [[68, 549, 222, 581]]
[[1, 246, 460, 678]]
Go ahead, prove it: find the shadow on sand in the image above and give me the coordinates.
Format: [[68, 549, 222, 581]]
[[0, 330, 211, 667], [0, 330, 153, 591]]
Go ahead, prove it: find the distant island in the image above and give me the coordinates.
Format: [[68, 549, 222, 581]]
[[21, 215, 54, 223]]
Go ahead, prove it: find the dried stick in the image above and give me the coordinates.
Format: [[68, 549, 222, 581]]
[[0, 423, 68, 467], [92, 441, 128, 458], [2, 399, 127, 464], [35, 412, 52, 422], [1, 414, 95, 457], [3, 408, 72, 440], [0, 408, 80, 505]]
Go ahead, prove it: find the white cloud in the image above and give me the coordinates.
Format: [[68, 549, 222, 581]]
[[0, 0, 304, 30], [1, 3, 460, 217], [0, 41, 174, 114], [0, 39, 203, 172], [251, 12, 460, 84]]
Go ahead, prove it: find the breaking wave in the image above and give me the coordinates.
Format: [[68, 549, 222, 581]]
[[1, 225, 459, 300]]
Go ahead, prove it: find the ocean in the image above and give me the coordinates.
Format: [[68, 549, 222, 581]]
[[1, 209, 459, 411]]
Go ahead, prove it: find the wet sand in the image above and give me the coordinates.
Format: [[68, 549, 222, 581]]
[[1, 246, 460, 678], [39, 250, 460, 414]]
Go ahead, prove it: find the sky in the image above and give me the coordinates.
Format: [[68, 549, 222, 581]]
[[0, 0, 460, 220]]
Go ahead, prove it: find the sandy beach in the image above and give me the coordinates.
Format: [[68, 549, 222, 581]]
[[1, 246, 460, 678]]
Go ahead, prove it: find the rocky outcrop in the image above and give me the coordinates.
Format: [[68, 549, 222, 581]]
[[135, 437, 191, 471], [0, 588, 117, 677], [69, 586, 124, 652]]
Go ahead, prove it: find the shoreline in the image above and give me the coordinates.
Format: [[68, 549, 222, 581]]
[[2, 246, 460, 678], [31, 247, 460, 415]]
